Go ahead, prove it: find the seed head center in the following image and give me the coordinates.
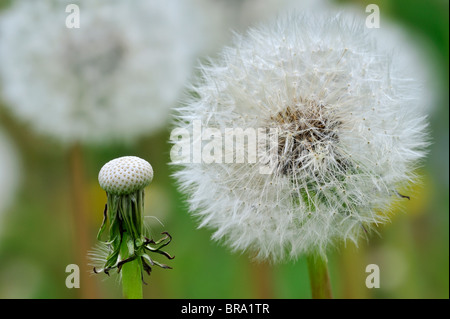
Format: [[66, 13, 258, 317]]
[[270, 98, 340, 175]]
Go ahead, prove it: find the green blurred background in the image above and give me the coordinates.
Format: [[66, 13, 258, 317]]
[[0, 0, 448, 299]]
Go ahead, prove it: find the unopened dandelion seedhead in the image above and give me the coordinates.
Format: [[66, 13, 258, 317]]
[[99, 156, 153, 196], [173, 12, 429, 261], [92, 156, 173, 284]]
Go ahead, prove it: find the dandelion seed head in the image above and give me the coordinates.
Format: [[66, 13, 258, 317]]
[[173, 12, 430, 261], [98, 156, 153, 195], [0, 0, 204, 144]]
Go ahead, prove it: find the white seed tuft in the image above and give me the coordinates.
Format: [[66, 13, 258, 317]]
[[99, 156, 153, 195]]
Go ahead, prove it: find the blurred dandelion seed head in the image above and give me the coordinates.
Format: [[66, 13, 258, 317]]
[[173, 12, 430, 261], [195, 0, 333, 53], [0, 0, 205, 144]]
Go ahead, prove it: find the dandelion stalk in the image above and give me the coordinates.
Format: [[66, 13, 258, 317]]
[[250, 261, 274, 298], [120, 232, 143, 299], [94, 156, 174, 299], [307, 254, 333, 299], [0, 129, 20, 246], [69, 143, 99, 298]]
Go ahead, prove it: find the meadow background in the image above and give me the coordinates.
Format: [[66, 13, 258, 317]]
[[0, 0, 448, 298]]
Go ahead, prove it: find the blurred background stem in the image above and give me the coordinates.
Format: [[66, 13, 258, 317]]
[[250, 261, 274, 298], [69, 143, 99, 298], [307, 254, 333, 299]]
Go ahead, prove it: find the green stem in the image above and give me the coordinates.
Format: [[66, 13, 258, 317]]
[[120, 232, 143, 299], [307, 254, 333, 299]]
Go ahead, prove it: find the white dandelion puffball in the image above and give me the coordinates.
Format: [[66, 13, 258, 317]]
[[99, 156, 153, 196], [0, 0, 204, 144], [195, 0, 331, 54], [172, 12, 429, 261], [0, 129, 20, 230]]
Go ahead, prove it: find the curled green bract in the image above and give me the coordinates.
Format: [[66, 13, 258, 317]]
[[94, 189, 174, 280]]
